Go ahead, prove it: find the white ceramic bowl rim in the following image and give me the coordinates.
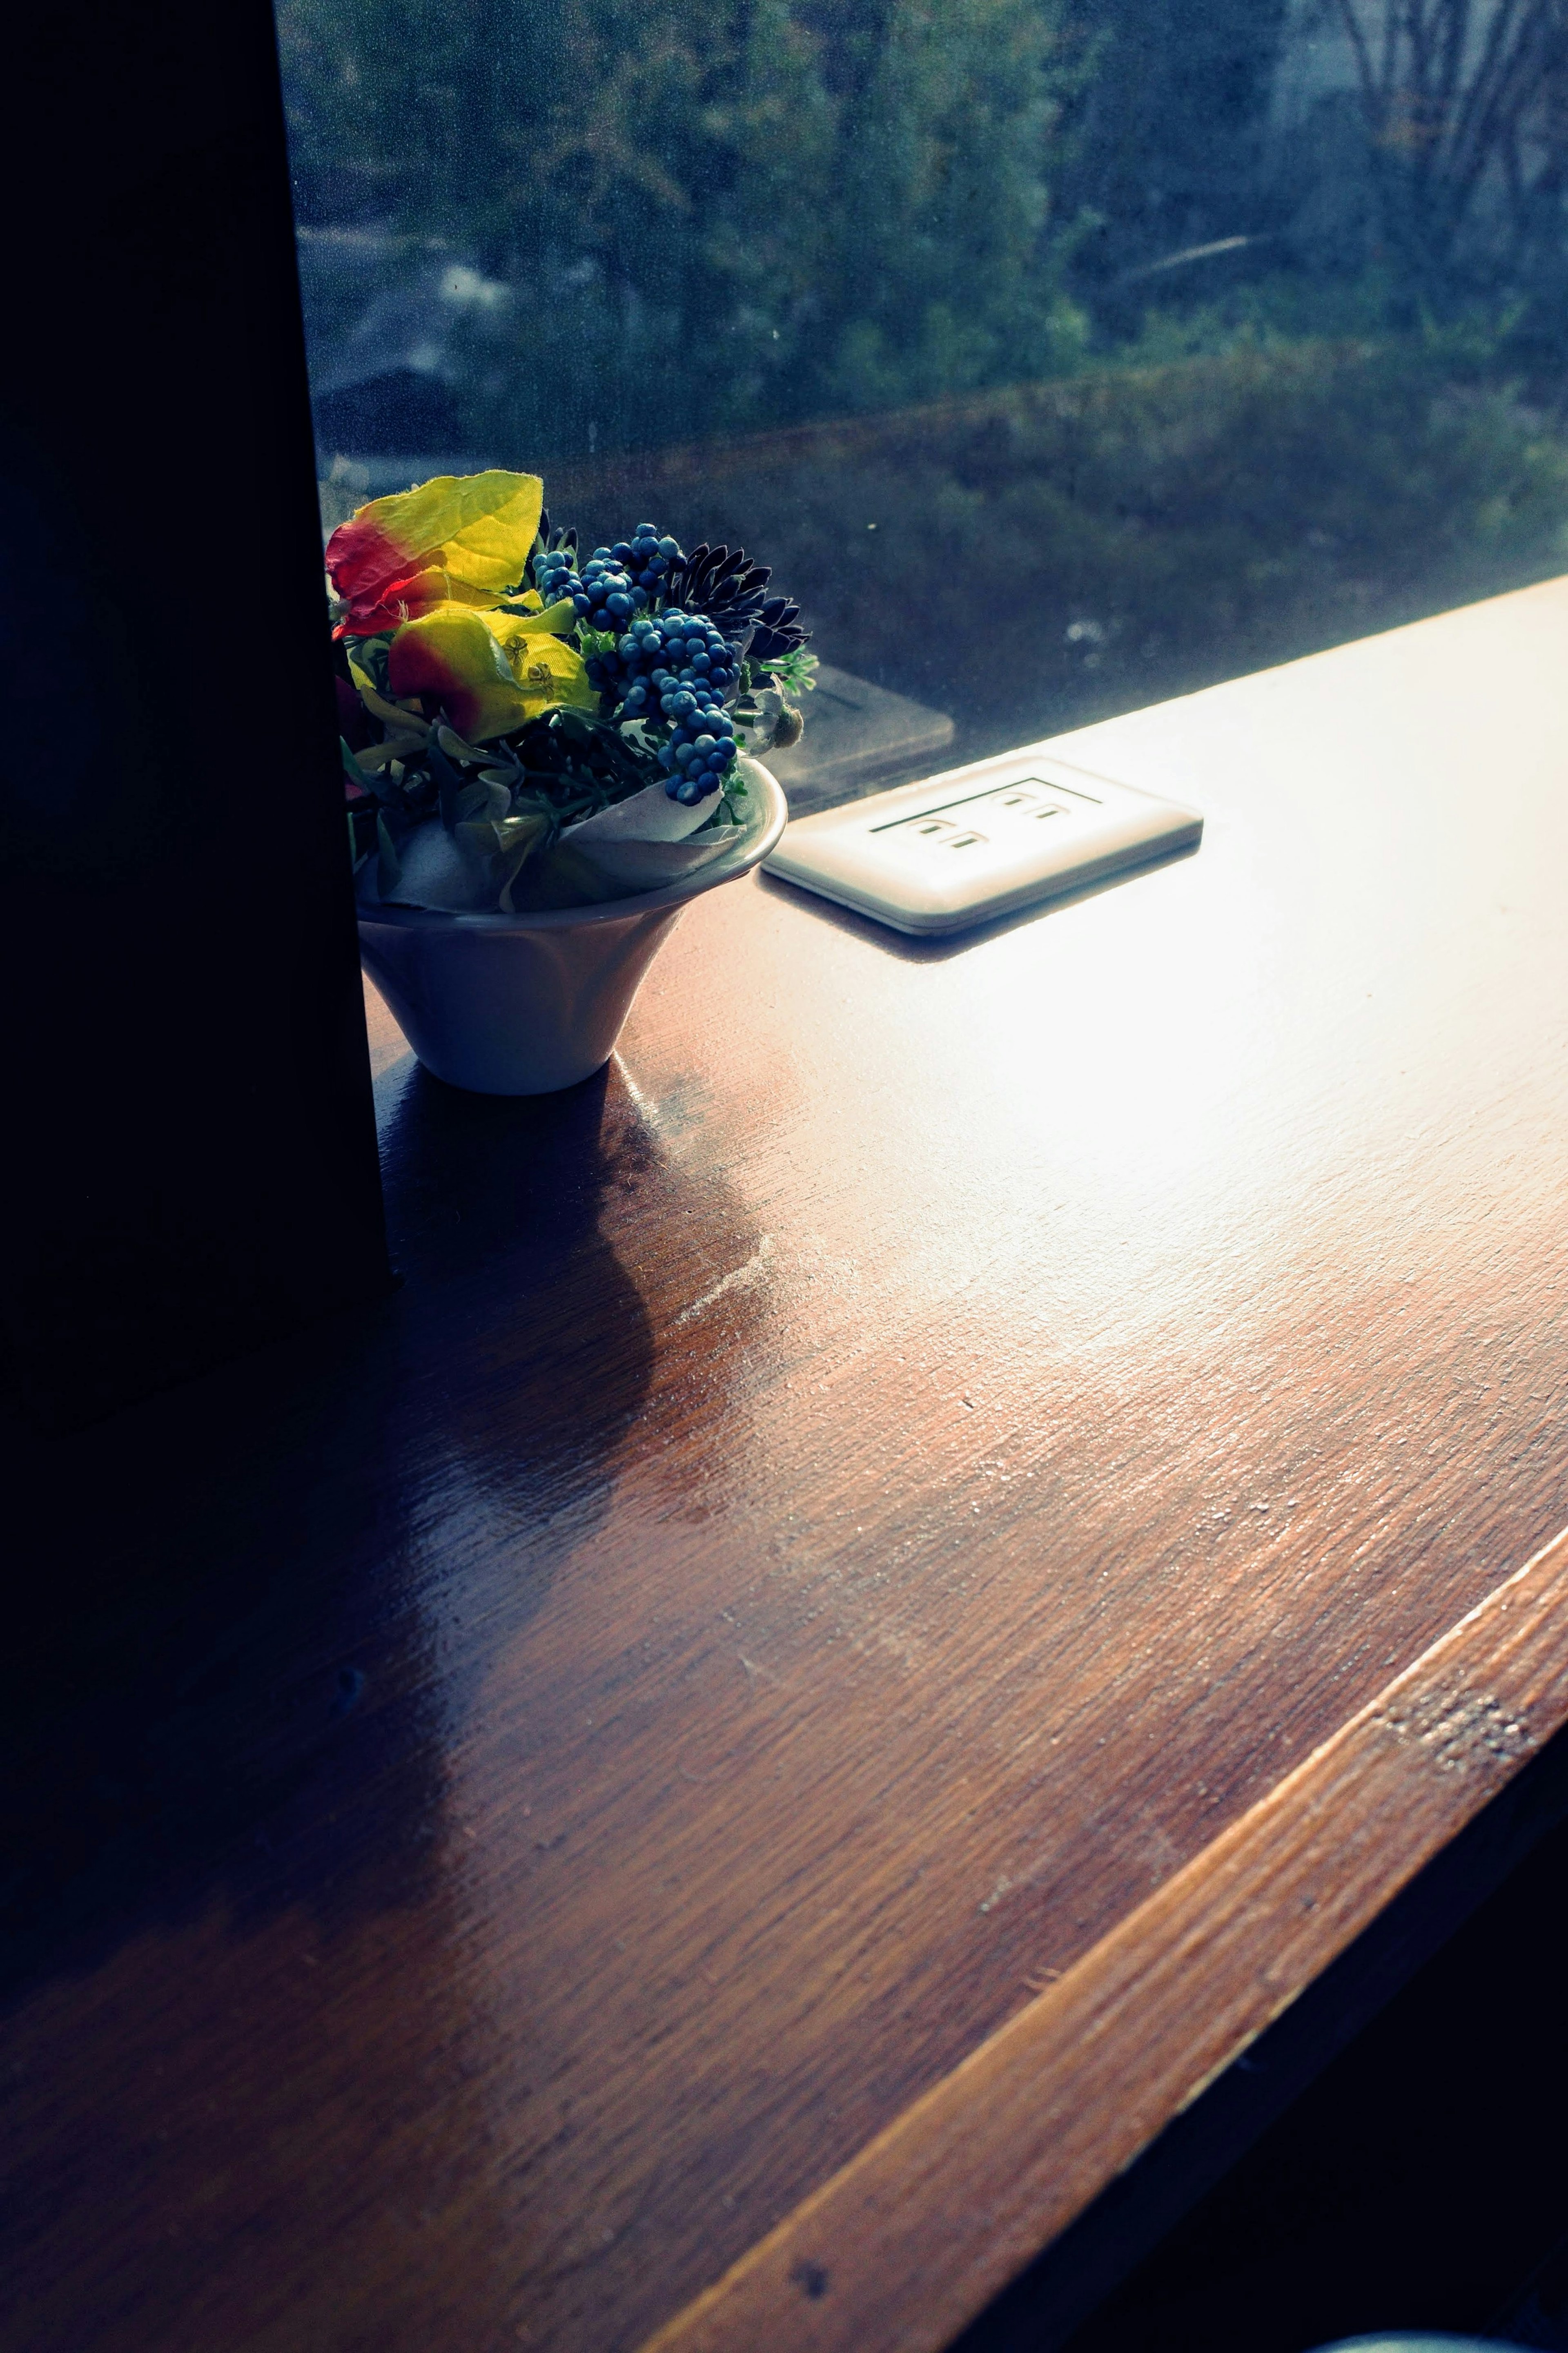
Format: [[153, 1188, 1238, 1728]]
[[356, 759, 788, 934]]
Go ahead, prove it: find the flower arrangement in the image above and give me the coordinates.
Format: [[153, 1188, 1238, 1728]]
[[328, 470, 812, 914]]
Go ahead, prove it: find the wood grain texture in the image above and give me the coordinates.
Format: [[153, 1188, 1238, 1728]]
[[4, 578, 1568, 2353], [642, 1522, 1568, 2353]]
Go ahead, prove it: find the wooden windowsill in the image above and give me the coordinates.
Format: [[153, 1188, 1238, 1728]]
[[9, 578, 1568, 2353]]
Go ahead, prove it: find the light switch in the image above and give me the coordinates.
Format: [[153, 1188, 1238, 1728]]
[[764, 749, 1202, 936]]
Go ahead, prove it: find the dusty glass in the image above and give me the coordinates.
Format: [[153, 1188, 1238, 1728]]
[[278, 0, 1568, 801]]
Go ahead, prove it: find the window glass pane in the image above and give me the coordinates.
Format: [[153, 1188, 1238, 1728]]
[[278, 0, 1568, 801]]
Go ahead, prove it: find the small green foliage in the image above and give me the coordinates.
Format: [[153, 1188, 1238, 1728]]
[[767, 647, 817, 696], [350, 635, 392, 694]]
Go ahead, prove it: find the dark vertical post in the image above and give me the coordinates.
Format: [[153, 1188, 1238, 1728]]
[[2, 0, 390, 1425]]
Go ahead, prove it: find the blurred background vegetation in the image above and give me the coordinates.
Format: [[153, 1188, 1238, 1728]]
[[279, 0, 1568, 747]]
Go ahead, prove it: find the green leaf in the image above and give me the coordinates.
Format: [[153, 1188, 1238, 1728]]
[[376, 814, 403, 897], [495, 811, 555, 910], [770, 648, 819, 696], [345, 633, 393, 693], [425, 732, 467, 831], [525, 841, 624, 909]]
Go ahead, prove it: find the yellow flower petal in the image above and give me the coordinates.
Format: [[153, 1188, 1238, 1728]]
[[387, 607, 535, 740], [329, 469, 544, 616], [489, 611, 598, 715], [385, 600, 599, 738]]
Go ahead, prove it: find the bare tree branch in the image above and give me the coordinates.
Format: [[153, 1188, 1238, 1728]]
[[1326, 0, 1568, 280]]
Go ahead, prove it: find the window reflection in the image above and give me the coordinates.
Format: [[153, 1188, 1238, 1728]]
[[280, 0, 1568, 795]]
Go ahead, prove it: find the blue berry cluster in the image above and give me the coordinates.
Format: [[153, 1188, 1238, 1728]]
[[611, 524, 683, 596], [532, 542, 582, 605], [534, 524, 685, 630], [595, 609, 739, 704], [528, 515, 770, 806], [592, 608, 741, 803], [560, 549, 641, 627], [659, 689, 739, 802]]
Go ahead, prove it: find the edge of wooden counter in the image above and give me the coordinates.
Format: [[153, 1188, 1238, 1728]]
[[637, 1522, 1568, 2353]]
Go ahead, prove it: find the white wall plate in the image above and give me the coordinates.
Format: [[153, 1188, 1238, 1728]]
[[763, 746, 1203, 936]]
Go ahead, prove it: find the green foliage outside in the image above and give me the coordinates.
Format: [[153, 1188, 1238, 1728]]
[[543, 325, 1568, 747], [278, 0, 1089, 455], [280, 0, 1568, 739]]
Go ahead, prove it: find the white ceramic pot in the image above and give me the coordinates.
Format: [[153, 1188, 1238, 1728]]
[[357, 760, 787, 1095]]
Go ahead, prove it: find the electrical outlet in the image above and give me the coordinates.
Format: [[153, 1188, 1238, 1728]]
[[764, 749, 1202, 936]]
